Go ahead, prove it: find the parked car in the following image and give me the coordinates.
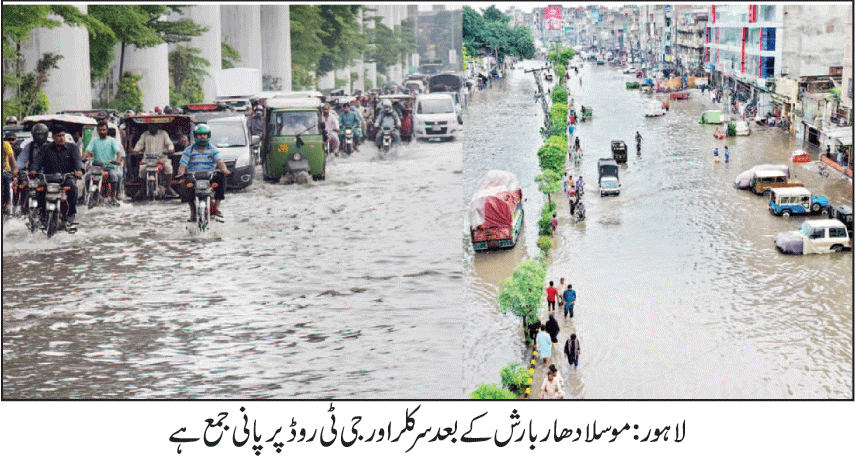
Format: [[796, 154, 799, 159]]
[[830, 205, 853, 231], [734, 164, 791, 189], [413, 93, 459, 141], [204, 115, 256, 190], [768, 187, 830, 218], [750, 170, 803, 195], [775, 219, 852, 255]]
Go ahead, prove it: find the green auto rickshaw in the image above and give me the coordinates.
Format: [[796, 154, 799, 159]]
[[262, 97, 327, 183]]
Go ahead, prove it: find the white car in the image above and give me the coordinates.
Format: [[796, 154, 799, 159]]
[[775, 219, 852, 255], [413, 93, 459, 141], [644, 101, 666, 117]]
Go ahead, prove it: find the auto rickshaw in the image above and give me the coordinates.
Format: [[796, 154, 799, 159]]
[[375, 94, 415, 143], [262, 96, 327, 183], [120, 113, 194, 200]]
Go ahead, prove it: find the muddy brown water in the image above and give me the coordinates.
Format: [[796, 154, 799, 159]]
[[464, 61, 852, 399], [3, 141, 462, 399]]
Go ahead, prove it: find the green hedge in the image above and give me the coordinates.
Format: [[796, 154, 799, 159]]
[[471, 383, 517, 399], [552, 86, 568, 104], [501, 362, 533, 395]]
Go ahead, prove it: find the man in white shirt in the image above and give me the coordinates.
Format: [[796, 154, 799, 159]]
[[133, 124, 176, 196], [321, 104, 339, 155]]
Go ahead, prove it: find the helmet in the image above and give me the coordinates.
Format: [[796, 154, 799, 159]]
[[5, 116, 18, 125], [193, 124, 211, 147], [97, 110, 109, 120], [163, 105, 172, 114], [3, 130, 15, 140], [154, 106, 162, 113], [32, 123, 49, 145]]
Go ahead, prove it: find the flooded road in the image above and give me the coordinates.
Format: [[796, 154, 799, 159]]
[[2, 140, 462, 399], [464, 61, 852, 398]]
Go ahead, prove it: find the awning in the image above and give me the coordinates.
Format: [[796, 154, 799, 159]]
[[823, 126, 853, 146]]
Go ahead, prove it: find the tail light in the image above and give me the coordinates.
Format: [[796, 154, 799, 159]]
[[36, 187, 45, 192], [186, 182, 194, 188], [211, 183, 218, 189]]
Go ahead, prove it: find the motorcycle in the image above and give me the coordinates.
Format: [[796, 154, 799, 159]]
[[574, 202, 586, 223], [143, 153, 166, 200], [183, 170, 220, 233], [13, 171, 31, 217], [38, 172, 77, 238], [85, 161, 113, 209], [342, 127, 355, 156], [379, 127, 395, 157]]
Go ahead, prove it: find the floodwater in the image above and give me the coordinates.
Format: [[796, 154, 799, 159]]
[[463, 60, 853, 399], [2, 140, 462, 399]]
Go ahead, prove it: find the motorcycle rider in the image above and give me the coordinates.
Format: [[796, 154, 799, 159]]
[[338, 104, 362, 152], [83, 120, 123, 204], [17, 123, 49, 171], [575, 175, 585, 194], [133, 123, 177, 196], [321, 103, 340, 155], [248, 106, 265, 138], [3, 131, 19, 215], [30, 123, 83, 225], [176, 124, 230, 222], [635, 131, 642, 150], [373, 101, 401, 149]]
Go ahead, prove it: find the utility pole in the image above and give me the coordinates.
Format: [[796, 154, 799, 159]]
[[525, 66, 553, 129]]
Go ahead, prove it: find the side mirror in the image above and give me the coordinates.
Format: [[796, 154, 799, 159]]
[[251, 135, 260, 146]]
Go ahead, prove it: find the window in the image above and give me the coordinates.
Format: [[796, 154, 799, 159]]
[[829, 227, 847, 238], [272, 111, 320, 136], [810, 229, 825, 239], [759, 5, 776, 22]]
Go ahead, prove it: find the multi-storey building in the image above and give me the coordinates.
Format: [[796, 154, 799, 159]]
[[674, 5, 708, 74]]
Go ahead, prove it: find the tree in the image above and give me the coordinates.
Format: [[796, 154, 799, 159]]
[[497, 259, 547, 325], [114, 72, 143, 112], [290, 5, 325, 90], [221, 41, 241, 69], [316, 5, 365, 78], [535, 169, 562, 204], [2, 5, 109, 118], [88, 5, 208, 89], [169, 45, 209, 107], [481, 5, 509, 23]]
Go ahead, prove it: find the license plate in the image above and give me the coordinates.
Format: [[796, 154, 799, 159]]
[[46, 203, 56, 211], [90, 185, 98, 192], [29, 199, 37, 208]]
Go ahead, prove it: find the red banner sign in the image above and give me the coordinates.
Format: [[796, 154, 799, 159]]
[[544, 6, 562, 30]]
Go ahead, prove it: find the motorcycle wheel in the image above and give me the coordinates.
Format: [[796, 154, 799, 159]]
[[197, 197, 209, 232], [27, 210, 38, 233], [46, 209, 59, 238]]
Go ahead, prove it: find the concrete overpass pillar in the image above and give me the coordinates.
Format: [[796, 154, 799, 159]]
[[21, 4, 92, 112], [221, 5, 263, 69], [112, 43, 170, 111], [183, 5, 222, 102], [260, 5, 292, 92]]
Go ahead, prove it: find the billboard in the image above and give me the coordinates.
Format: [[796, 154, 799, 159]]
[[544, 6, 562, 30]]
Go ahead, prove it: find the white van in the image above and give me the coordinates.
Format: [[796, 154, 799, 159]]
[[413, 93, 460, 141]]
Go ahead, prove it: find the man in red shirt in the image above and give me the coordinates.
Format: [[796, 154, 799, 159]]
[[546, 281, 559, 313]]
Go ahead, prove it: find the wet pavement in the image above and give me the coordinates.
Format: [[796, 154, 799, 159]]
[[2, 140, 462, 399], [464, 60, 852, 399]]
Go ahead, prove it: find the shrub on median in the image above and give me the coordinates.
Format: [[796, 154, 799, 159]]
[[552, 86, 568, 104], [471, 383, 517, 399], [501, 362, 534, 395]]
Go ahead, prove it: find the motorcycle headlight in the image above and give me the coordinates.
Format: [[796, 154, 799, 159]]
[[235, 152, 250, 168]]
